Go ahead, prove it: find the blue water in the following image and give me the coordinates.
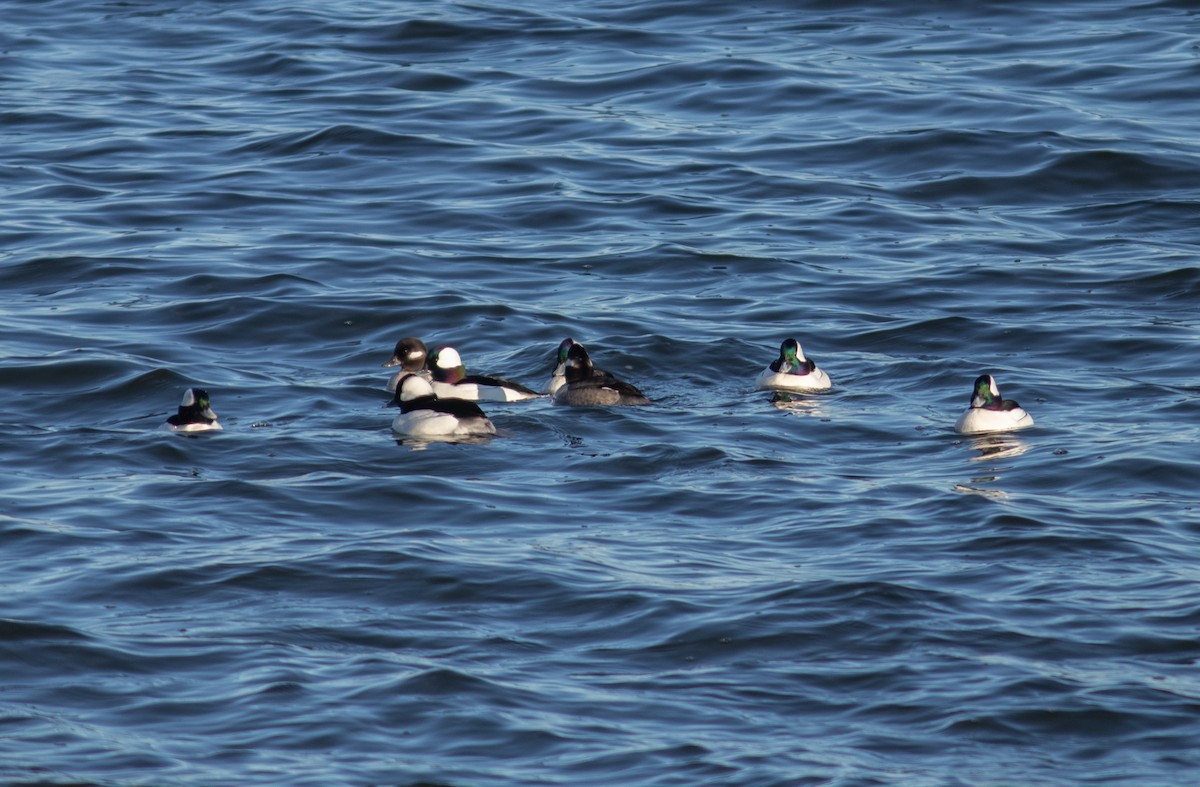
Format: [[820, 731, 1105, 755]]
[[3, 1, 1200, 784]]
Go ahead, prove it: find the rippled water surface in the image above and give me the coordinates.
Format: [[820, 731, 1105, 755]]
[[4, 1, 1200, 784]]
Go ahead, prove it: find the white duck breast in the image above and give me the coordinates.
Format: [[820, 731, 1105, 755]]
[[428, 346, 539, 402], [756, 338, 832, 393], [955, 374, 1034, 434], [388, 374, 496, 437], [956, 407, 1034, 434], [392, 408, 496, 437], [166, 421, 222, 433], [165, 388, 222, 432]]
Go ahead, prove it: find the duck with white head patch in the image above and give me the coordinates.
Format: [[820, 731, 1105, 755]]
[[427, 346, 540, 402], [381, 336, 429, 392], [386, 373, 496, 437], [955, 374, 1034, 434], [165, 388, 222, 432], [553, 342, 650, 406], [756, 337, 832, 393]]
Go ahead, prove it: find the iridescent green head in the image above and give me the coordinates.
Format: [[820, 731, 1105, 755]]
[[556, 337, 576, 364], [782, 337, 806, 361], [776, 337, 811, 374], [969, 374, 1000, 409], [178, 388, 217, 422]]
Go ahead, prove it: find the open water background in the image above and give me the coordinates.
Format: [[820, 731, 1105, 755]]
[[3, 1, 1200, 784]]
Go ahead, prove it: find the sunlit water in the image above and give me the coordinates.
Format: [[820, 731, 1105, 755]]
[[3, 1, 1200, 784]]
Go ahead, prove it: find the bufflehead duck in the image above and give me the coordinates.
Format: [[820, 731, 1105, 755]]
[[381, 336, 429, 392], [756, 338, 832, 393], [165, 388, 222, 432], [553, 342, 650, 406], [955, 374, 1034, 434], [427, 346, 540, 402], [545, 337, 618, 395], [386, 373, 496, 437]]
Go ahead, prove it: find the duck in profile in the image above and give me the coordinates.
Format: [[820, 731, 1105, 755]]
[[386, 373, 496, 437], [955, 374, 1034, 434], [165, 388, 222, 432], [427, 346, 540, 402], [381, 336, 429, 392], [545, 337, 618, 395], [756, 337, 832, 393], [553, 342, 650, 406]]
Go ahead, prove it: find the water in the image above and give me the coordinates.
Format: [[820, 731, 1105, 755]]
[[3, 1, 1200, 784]]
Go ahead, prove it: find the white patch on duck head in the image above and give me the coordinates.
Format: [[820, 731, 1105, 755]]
[[385, 337, 427, 368], [435, 346, 462, 369]]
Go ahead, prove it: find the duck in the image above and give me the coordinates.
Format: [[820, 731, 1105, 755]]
[[427, 346, 540, 402], [381, 336, 430, 392], [756, 338, 832, 393], [553, 342, 650, 406], [955, 374, 1034, 434], [165, 388, 222, 432], [386, 373, 496, 437], [545, 337, 618, 395]]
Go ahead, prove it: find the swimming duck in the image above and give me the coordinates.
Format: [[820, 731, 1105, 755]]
[[545, 337, 618, 395], [756, 337, 832, 393], [955, 374, 1034, 434], [427, 346, 540, 402], [386, 373, 496, 437], [553, 342, 650, 406], [165, 388, 222, 432], [381, 336, 430, 392]]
